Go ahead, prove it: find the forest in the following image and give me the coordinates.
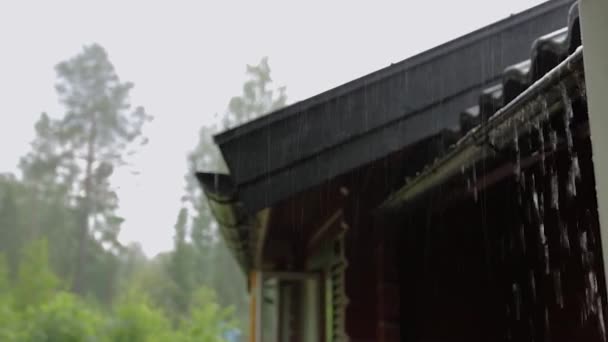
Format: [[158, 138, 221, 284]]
[[0, 43, 286, 341]]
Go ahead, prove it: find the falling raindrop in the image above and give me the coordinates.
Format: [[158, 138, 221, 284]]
[[560, 218, 570, 253], [544, 244, 550, 275], [537, 119, 546, 175], [598, 296, 607, 341], [562, 101, 574, 153], [541, 96, 550, 121], [513, 282, 521, 321], [581, 231, 589, 266], [472, 164, 478, 203], [539, 192, 545, 219], [550, 172, 559, 210], [585, 288, 592, 318], [549, 130, 558, 152], [590, 270, 599, 297], [583, 297, 589, 323], [532, 183, 539, 216], [529, 318, 536, 342], [567, 165, 578, 198], [539, 223, 547, 245], [576, 72, 587, 99], [553, 269, 564, 308], [514, 125, 521, 180], [519, 224, 526, 255], [561, 83, 574, 121], [544, 307, 550, 335], [572, 153, 581, 180], [530, 269, 537, 303]]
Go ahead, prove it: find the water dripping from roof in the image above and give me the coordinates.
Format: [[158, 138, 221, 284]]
[[536, 118, 546, 176], [530, 269, 537, 303], [550, 130, 558, 152], [553, 269, 564, 308], [514, 124, 521, 181], [550, 172, 559, 210], [567, 153, 581, 198], [513, 282, 521, 321], [544, 306, 551, 336], [543, 243, 550, 275], [572, 154, 581, 181], [559, 217, 570, 253], [528, 318, 535, 342], [532, 176, 540, 216], [598, 296, 607, 341], [580, 231, 588, 265], [561, 82, 575, 121], [539, 191, 545, 219], [519, 223, 526, 255], [567, 165, 578, 198], [472, 163, 478, 203], [516, 167, 523, 205], [541, 95, 550, 121], [576, 72, 587, 99], [561, 83, 575, 156]]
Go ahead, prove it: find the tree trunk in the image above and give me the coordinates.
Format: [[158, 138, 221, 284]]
[[73, 113, 97, 294]]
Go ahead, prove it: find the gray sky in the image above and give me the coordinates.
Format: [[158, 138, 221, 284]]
[[0, 0, 544, 256]]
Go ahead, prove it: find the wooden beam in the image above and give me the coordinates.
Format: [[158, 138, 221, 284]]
[[254, 208, 272, 268], [306, 209, 349, 255]]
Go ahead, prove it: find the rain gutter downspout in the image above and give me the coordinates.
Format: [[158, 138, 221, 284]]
[[379, 46, 585, 211]]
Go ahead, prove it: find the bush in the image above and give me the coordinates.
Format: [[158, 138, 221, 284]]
[[106, 290, 174, 342], [23, 292, 104, 342]]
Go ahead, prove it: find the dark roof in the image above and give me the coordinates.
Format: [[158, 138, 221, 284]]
[[459, 4, 581, 137], [211, 0, 576, 216], [378, 1, 583, 211]]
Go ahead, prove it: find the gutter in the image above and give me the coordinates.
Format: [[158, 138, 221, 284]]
[[195, 172, 253, 271], [379, 46, 585, 212]]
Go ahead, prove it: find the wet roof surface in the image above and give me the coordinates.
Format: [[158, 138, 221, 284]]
[[210, 0, 577, 215]]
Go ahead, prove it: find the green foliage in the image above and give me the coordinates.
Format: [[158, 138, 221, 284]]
[[178, 287, 237, 342], [13, 239, 61, 311], [19, 43, 152, 296], [23, 292, 104, 342], [0, 174, 28, 273], [0, 44, 265, 341], [106, 290, 173, 342], [167, 208, 196, 316], [0, 254, 20, 341]]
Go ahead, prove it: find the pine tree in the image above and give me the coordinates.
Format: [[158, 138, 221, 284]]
[[20, 44, 151, 296]]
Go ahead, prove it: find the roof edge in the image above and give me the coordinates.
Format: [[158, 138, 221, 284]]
[[214, 0, 575, 145], [378, 46, 584, 212]]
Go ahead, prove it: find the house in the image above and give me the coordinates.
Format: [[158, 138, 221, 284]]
[[196, 0, 608, 340]]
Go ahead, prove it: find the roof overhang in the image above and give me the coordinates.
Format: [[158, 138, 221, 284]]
[[212, 0, 575, 216], [378, 46, 585, 212]]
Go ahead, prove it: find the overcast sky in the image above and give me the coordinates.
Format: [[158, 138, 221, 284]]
[[0, 0, 545, 256]]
